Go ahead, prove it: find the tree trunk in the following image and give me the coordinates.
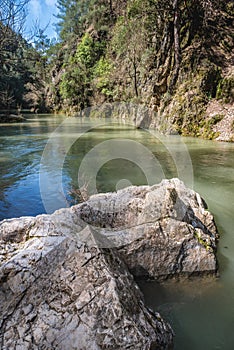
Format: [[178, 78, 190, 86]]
[[169, 0, 181, 92], [109, 0, 113, 15], [133, 56, 138, 98]]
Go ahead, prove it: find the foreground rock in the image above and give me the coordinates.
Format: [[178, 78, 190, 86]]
[[0, 218, 173, 349], [0, 179, 219, 349], [80, 178, 218, 280]]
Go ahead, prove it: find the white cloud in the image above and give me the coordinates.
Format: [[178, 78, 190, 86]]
[[45, 0, 57, 7], [30, 0, 42, 17]]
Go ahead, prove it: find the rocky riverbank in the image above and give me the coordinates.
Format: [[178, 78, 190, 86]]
[[0, 114, 26, 123], [85, 98, 234, 142], [0, 179, 219, 349]]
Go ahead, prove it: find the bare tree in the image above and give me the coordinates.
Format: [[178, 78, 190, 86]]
[[0, 0, 29, 51], [0, 89, 15, 113], [0, 0, 29, 30]]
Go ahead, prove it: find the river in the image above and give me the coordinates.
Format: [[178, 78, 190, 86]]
[[0, 114, 234, 349]]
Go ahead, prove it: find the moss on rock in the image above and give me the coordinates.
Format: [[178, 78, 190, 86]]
[[216, 76, 234, 103]]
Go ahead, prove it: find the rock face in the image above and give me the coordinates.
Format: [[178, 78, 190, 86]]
[[206, 100, 234, 142], [0, 179, 219, 349]]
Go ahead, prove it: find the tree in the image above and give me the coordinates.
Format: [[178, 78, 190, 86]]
[[0, 0, 30, 112], [0, 0, 29, 52], [59, 32, 106, 110], [50, 0, 233, 114], [56, 0, 90, 40], [111, 15, 148, 99]]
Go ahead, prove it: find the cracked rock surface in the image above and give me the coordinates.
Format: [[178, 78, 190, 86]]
[[80, 178, 218, 280], [0, 179, 218, 349]]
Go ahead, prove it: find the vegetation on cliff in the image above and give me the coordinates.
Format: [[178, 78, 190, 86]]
[[47, 0, 233, 139], [0, 0, 233, 139]]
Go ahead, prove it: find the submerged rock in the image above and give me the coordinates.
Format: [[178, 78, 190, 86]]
[[0, 179, 219, 349]]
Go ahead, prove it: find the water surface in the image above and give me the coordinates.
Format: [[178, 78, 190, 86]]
[[0, 115, 233, 349]]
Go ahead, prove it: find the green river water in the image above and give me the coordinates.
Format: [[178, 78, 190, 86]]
[[0, 114, 234, 349]]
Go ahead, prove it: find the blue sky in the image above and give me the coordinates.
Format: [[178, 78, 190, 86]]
[[25, 0, 59, 40]]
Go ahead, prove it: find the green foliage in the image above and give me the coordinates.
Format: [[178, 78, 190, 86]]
[[85, 0, 112, 33], [0, 31, 34, 110], [93, 57, 113, 96], [59, 63, 89, 109], [74, 33, 95, 66], [51, 0, 234, 138], [216, 77, 234, 103], [194, 230, 212, 251], [199, 115, 223, 140], [74, 33, 105, 68], [56, 0, 89, 40], [127, 0, 143, 18], [200, 66, 222, 99], [59, 32, 107, 109], [111, 17, 128, 55]]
